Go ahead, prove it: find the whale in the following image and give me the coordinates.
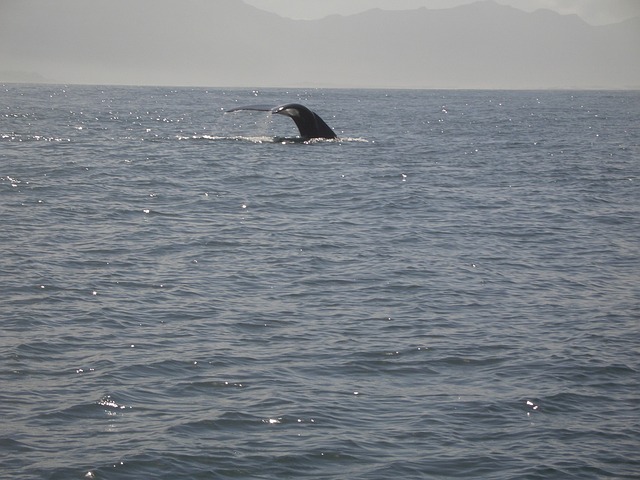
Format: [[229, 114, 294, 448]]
[[226, 103, 337, 140]]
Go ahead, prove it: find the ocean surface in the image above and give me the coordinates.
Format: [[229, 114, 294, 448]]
[[1, 84, 639, 479]]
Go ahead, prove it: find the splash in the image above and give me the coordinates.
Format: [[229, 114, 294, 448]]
[[176, 134, 369, 144]]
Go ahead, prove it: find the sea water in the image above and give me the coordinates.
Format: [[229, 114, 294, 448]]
[[1, 85, 639, 479]]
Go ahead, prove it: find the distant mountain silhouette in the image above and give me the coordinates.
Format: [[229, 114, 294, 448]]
[[1, 0, 638, 88]]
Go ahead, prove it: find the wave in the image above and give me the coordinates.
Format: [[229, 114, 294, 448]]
[[1, 132, 368, 145], [176, 134, 369, 144], [0, 133, 71, 142]]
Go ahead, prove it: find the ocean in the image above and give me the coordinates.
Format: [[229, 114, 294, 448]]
[[1, 84, 639, 479]]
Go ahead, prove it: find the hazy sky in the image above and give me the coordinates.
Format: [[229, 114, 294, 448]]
[[244, 0, 640, 25], [1, 0, 638, 88]]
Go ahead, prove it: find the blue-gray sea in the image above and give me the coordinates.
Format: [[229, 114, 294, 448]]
[[1, 84, 639, 479]]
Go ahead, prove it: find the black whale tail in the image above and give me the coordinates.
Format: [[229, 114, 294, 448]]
[[226, 103, 337, 140]]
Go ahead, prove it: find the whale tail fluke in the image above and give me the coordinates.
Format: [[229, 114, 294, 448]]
[[226, 103, 337, 140]]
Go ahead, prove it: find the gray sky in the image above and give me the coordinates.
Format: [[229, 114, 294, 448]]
[[1, 0, 638, 88], [243, 0, 640, 25]]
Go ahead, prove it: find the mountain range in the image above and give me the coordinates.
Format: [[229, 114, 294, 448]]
[[1, 0, 638, 88]]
